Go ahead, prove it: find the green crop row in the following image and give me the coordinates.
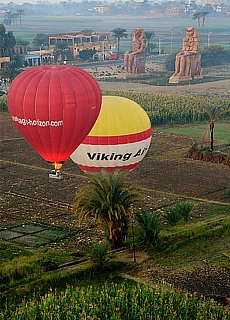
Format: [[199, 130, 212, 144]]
[[1, 281, 229, 319], [103, 91, 230, 126], [2, 92, 230, 126]]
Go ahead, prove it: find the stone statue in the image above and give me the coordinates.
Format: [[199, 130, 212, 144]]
[[169, 27, 203, 83], [124, 28, 146, 74]]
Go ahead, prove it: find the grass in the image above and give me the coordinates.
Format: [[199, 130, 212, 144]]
[[156, 120, 230, 142], [155, 232, 229, 269]]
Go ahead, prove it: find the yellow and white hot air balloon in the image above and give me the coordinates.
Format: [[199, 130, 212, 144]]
[[70, 96, 152, 172]]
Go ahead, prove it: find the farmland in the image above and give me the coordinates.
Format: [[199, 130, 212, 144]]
[[1, 14, 230, 318], [1, 81, 230, 316], [2, 15, 230, 53]]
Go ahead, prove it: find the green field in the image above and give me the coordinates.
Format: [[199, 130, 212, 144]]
[[157, 120, 230, 142], [2, 15, 230, 53]]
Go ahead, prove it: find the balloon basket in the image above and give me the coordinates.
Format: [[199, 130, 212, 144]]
[[49, 170, 63, 180]]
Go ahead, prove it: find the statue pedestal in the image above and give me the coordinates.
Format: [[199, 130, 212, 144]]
[[194, 75, 203, 80], [117, 72, 150, 80], [169, 74, 203, 84], [169, 75, 192, 84]]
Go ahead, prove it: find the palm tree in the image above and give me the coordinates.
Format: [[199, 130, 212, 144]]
[[203, 105, 230, 151], [53, 42, 70, 62], [33, 33, 49, 49], [192, 12, 203, 27], [144, 30, 155, 54], [4, 31, 16, 57], [72, 170, 140, 248], [16, 10, 24, 26], [136, 210, 161, 248], [0, 23, 16, 57], [0, 24, 6, 56], [193, 11, 209, 27], [0, 61, 21, 83], [111, 28, 128, 57], [201, 11, 209, 27]]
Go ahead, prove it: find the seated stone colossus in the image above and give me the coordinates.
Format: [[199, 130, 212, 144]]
[[124, 28, 146, 74], [169, 27, 203, 83]]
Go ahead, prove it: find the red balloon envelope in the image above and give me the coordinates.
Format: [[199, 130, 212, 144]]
[[7, 66, 102, 172]]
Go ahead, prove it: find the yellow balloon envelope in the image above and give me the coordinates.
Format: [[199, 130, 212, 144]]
[[70, 96, 152, 172]]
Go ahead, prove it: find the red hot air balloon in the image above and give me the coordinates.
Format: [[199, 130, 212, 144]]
[[7, 65, 102, 178]]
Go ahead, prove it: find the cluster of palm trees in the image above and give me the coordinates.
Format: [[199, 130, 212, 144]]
[[3, 10, 24, 26], [71, 169, 196, 250], [111, 28, 155, 57], [192, 11, 209, 27]]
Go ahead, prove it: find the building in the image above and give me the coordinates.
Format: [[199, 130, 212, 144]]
[[97, 5, 110, 14], [49, 32, 116, 58], [24, 49, 54, 66], [165, 7, 185, 17], [0, 57, 10, 69]]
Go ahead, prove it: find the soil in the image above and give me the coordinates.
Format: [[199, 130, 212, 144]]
[[1, 75, 230, 306]]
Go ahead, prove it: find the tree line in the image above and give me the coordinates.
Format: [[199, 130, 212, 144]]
[[1, 24, 230, 83]]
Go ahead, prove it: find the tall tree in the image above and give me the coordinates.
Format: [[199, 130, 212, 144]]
[[111, 28, 128, 57], [0, 24, 16, 57], [193, 11, 209, 27], [72, 170, 140, 248], [192, 12, 202, 27], [33, 33, 49, 49], [16, 9, 25, 26], [0, 24, 6, 56], [144, 30, 155, 54], [4, 31, 16, 57], [53, 41, 70, 62], [201, 11, 209, 27], [0, 61, 21, 83], [203, 105, 230, 151]]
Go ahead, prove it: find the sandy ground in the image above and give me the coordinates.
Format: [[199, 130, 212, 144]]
[[84, 61, 230, 98], [99, 78, 230, 97]]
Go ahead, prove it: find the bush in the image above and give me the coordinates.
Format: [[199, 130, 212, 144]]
[[135, 210, 161, 249], [0, 96, 8, 112], [89, 242, 111, 269], [164, 52, 177, 71], [201, 45, 230, 67], [176, 202, 194, 223], [163, 207, 181, 226], [0, 256, 45, 284], [38, 258, 59, 271], [222, 187, 230, 200]]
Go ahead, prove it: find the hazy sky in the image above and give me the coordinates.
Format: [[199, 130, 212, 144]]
[[1, 0, 81, 4], [0, 0, 134, 4]]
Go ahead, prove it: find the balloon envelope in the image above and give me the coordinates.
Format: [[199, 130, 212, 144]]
[[71, 96, 152, 172], [7, 66, 102, 165]]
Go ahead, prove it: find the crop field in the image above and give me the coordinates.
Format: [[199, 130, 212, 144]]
[[1, 95, 230, 316], [102, 90, 230, 126], [0, 15, 230, 316], [1, 281, 229, 319]]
